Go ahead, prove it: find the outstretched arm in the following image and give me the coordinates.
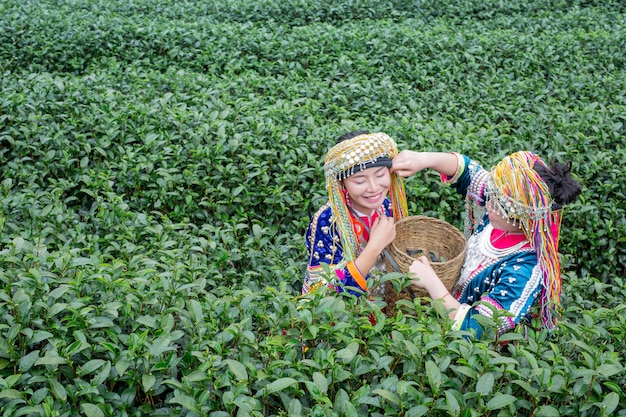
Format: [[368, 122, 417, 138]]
[[391, 151, 459, 178]]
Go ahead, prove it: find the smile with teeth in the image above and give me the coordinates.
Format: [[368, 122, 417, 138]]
[[365, 192, 383, 201]]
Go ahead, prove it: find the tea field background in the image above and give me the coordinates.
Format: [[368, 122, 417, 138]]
[[1, 0, 625, 416]]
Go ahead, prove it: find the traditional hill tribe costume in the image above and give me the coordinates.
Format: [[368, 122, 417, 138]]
[[304, 133, 408, 296], [445, 152, 563, 337]]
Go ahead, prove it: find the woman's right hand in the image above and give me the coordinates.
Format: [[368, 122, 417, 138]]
[[354, 214, 396, 276], [369, 214, 396, 251]]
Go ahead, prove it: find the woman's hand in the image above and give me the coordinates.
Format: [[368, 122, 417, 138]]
[[391, 150, 429, 177], [409, 256, 442, 292], [410, 256, 460, 317], [392, 151, 459, 178], [368, 214, 396, 251], [354, 214, 395, 277]]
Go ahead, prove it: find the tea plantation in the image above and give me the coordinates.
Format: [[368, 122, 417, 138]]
[[0, 0, 625, 416]]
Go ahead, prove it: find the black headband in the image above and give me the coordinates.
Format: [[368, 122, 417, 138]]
[[339, 156, 393, 180]]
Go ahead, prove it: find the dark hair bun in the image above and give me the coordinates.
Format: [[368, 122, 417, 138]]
[[535, 161, 582, 208], [337, 130, 369, 143]]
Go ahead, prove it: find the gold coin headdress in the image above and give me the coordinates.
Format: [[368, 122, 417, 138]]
[[323, 132, 408, 262], [486, 151, 562, 329]]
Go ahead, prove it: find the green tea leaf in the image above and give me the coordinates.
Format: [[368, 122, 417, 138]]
[[19, 350, 40, 372], [336, 342, 359, 362], [486, 393, 517, 410], [0, 389, 22, 400], [70, 257, 93, 267], [225, 359, 248, 381], [343, 400, 359, 417], [373, 389, 400, 406], [35, 355, 66, 366], [534, 405, 560, 417], [602, 392, 619, 414], [170, 394, 200, 413], [80, 403, 104, 417], [425, 360, 442, 392], [476, 372, 494, 395], [445, 389, 460, 415], [595, 364, 623, 378], [142, 373, 156, 391], [266, 377, 298, 394], [48, 378, 67, 401], [149, 335, 173, 356], [29, 330, 53, 345], [79, 359, 106, 376], [406, 405, 430, 417], [313, 371, 328, 395]]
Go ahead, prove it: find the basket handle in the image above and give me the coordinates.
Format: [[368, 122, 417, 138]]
[[382, 248, 401, 273], [382, 248, 417, 300]]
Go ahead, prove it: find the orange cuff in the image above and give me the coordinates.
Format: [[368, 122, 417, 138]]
[[347, 261, 367, 291]]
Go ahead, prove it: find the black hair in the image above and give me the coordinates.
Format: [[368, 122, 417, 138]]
[[535, 161, 582, 209], [337, 130, 369, 143]]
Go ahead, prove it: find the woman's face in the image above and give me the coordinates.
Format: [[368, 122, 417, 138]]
[[486, 197, 524, 233], [343, 166, 391, 215]]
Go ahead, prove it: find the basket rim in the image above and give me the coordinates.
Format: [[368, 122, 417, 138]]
[[394, 215, 463, 229], [389, 215, 466, 266]]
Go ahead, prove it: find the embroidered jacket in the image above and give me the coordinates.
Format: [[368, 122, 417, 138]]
[[303, 199, 392, 295], [448, 155, 542, 338]]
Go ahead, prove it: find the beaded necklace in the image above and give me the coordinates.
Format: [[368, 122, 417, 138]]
[[454, 224, 531, 298]]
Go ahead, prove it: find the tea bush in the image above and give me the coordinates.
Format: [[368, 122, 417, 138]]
[[1, 0, 625, 415]]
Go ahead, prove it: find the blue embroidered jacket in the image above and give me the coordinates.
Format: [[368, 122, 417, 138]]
[[303, 199, 393, 295], [450, 155, 542, 338]]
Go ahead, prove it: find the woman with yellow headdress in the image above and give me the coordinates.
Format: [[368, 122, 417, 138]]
[[392, 151, 581, 338], [304, 131, 408, 296]]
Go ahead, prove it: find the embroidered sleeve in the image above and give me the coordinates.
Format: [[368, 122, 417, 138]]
[[452, 304, 472, 331], [303, 204, 367, 295], [442, 155, 490, 206], [457, 256, 540, 338], [440, 152, 466, 184], [343, 262, 367, 292]]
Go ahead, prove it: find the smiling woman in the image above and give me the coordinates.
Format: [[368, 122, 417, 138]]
[[303, 131, 408, 297]]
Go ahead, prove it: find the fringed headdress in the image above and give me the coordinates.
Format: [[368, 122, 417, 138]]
[[324, 132, 408, 262], [486, 151, 562, 329]]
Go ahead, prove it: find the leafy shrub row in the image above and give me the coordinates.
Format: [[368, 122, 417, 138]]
[[1, 234, 625, 415], [1, 10, 624, 279], [2, 2, 626, 78]]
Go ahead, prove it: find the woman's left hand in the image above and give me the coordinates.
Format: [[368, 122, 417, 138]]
[[391, 150, 427, 177], [408, 256, 441, 290]]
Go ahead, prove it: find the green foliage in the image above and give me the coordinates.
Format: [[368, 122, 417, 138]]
[[0, 0, 625, 415]]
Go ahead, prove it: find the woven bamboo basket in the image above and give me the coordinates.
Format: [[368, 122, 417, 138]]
[[384, 215, 467, 310]]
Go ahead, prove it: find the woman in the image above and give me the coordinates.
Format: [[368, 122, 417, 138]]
[[304, 131, 408, 296], [392, 151, 581, 337]]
